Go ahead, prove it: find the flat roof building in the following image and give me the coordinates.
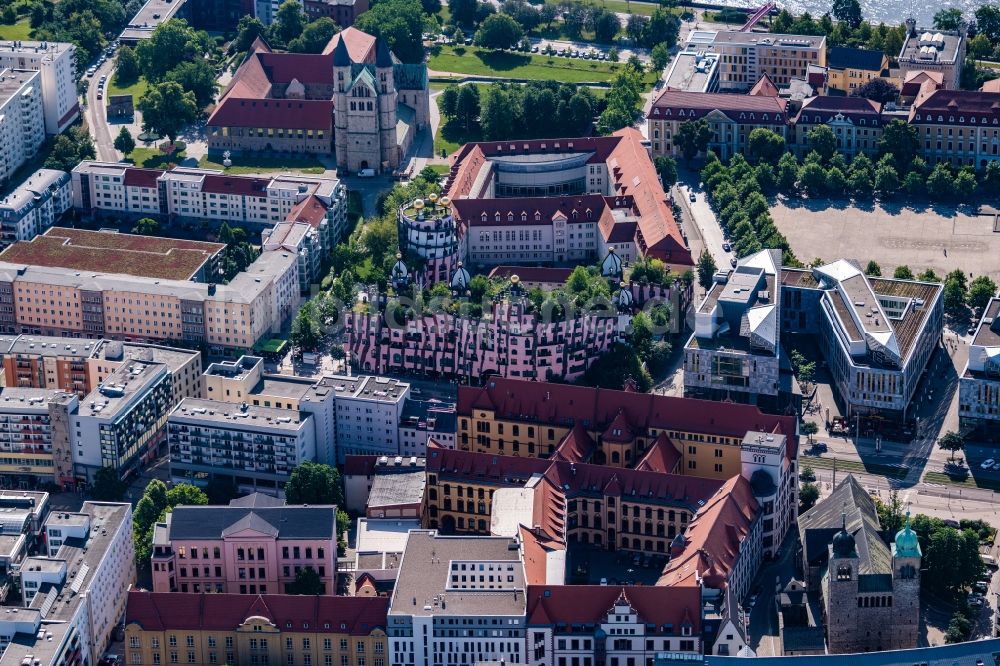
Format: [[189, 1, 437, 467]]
[[898, 19, 966, 90], [959, 296, 1000, 439], [690, 30, 827, 92], [0, 170, 71, 249], [663, 50, 720, 93], [0, 69, 45, 187], [0, 40, 78, 135]]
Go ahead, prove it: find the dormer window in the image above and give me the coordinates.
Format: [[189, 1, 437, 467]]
[[521, 212, 527, 222], [481, 213, 487, 222], [534, 212, 541, 221], [495, 213, 501, 222], [507, 212, 514, 222]]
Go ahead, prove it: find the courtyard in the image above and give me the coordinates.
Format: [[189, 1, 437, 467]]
[[769, 199, 1000, 281]]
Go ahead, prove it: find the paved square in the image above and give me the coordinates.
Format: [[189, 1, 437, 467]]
[[769, 200, 1000, 280]]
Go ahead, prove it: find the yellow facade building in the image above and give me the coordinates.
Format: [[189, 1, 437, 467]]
[[826, 46, 890, 94]]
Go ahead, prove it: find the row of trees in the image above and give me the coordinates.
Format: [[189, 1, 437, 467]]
[[596, 63, 644, 134], [861, 262, 996, 317], [16, 0, 132, 67], [700, 150, 800, 265], [439, 81, 598, 140]]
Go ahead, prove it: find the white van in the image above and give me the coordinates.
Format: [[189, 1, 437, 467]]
[[358, 168, 376, 178]]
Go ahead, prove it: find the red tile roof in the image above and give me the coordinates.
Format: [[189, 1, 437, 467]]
[[520, 525, 565, 586], [910, 88, 1000, 125], [322, 26, 376, 62], [749, 73, 779, 98], [201, 174, 270, 197], [457, 377, 798, 445], [452, 194, 611, 227], [635, 432, 681, 474], [258, 52, 334, 85], [608, 128, 690, 264], [550, 423, 597, 463], [288, 194, 330, 228], [207, 98, 333, 130], [658, 475, 759, 590], [795, 95, 882, 125], [982, 79, 1000, 93], [125, 591, 389, 634], [647, 90, 788, 124], [525, 584, 700, 633], [123, 167, 164, 189]]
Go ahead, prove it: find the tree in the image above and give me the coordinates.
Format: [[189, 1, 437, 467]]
[[926, 526, 982, 592], [650, 43, 670, 71], [597, 65, 643, 134], [893, 265, 914, 280], [977, 5, 1000, 43], [114, 45, 140, 85], [607, 47, 619, 63], [938, 430, 965, 463], [273, 0, 308, 45], [879, 119, 920, 170], [450, 0, 477, 24], [440, 85, 459, 118], [847, 154, 874, 197], [954, 169, 977, 200], [933, 7, 963, 30], [777, 151, 799, 190], [626, 14, 646, 42], [291, 304, 320, 350], [799, 483, 820, 512], [853, 78, 899, 104], [926, 163, 955, 201], [288, 17, 339, 53], [479, 85, 515, 140], [918, 268, 940, 282], [641, 8, 680, 49], [454, 84, 480, 131], [139, 83, 197, 147], [832, 0, 862, 28], [288, 566, 325, 594], [539, 3, 558, 29], [114, 127, 136, 156], [653, 155, 677, 187], [968, 33, 993, 60], [747, 128, 785, 164], [167, 482, 209, 508], [903, 168, 925, 196], [233, 15, 267, 54], [563, 3, 586, 39], [968, 275, 998, 313], [875, 489, 904, 534], [132, 217, 159, 235], [91, 466, 128, 501], [944, 277, 968, 314], [205, 476, 239, 504], [590, 8, 620, 43], [474, 13, 523, 49], [165, 59, 218, 108], [801, 420, 818, 443], [874, 161, 899, 196], [696, 250, 717, 290], [864, 260, 881, 276], [354, 0, 425, 63], [798, 161, 827, 196], [135, 19, 206, 82], [805, 125, 837, 163], [673, 118, 712, 163], [44, 126, 95, 171], [826, 166, 847, 195], [284, 461, 345, 506]]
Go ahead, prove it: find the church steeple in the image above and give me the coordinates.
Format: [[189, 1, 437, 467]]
[[376, 38, 393, 67], [332, 36, 351, 67]]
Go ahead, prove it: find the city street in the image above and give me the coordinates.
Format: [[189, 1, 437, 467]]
[[82, 59, 119, 161]]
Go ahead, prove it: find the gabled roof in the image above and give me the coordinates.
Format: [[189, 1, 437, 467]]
[[207, 98, 333, 130], [634, 432, 681, 474], [550, 423, 597, 463], [165, 505, 336, 541], [658, 476, 758, 589], [126, 591, 388, 634], [525, 584, 701, 633], [287, 194, 331, 228], [322, 26, 377, 62], [451, 194, 612, 227], [748, 72, 779, 97], [795, 95, 882, 124], [798, 475, 890, 575], [827, 46, 886, 72], [220, 511, 279, 538], [647, 90, 788, 124]]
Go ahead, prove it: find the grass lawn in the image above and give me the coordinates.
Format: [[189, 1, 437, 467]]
[[0, 19, 33, 41], [429, 45, 643, 85], [129, 146, 190, 169], [197, 155, 326, 174], [106, 75, 149, 105]]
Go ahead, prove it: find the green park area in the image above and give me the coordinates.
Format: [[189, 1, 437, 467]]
[[429, 45, 639, 84], [197, 155, 326, 175], [106, 75, 149, 105], [0, 19, 33, 40]]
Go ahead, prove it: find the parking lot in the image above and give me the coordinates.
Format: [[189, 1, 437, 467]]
[[770, 199, 1000, 281]]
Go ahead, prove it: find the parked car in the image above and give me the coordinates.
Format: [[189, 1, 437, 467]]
[[689, 191, 697, 202], [975, 581, 990, 593], [812, 442, 828, 452], [983, 459, 996, 470], [730, 257, 738, 268], [531, 46, 538, 53], [722, 242, 731, 252]]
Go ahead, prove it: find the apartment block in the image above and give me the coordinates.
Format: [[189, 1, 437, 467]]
[[167, 398, 316, 495], [261, 220, 323, 294], [686, 30, 826, 91], [0, 40, 78, 135], [0, 502, 134, 666], [0, 69, 44, 187], [387, 530, 527, 666], [71, 162, 347, 237], [0, 169, 71, 248], [0, 243, 299, 352], [0, 491, 49, 601], [781, 260, 943, 420], [125, 592, 388, 666], [71, 359, 174, 484], [0, 334, 202, 405], [826, 47, 890, 95], [0, 387, 77, 487], [398, 399, 456, 457], [959, 296, 1000, 440], [150, 497, 337, 595]]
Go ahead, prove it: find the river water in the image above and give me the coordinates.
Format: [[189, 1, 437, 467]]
[[711, 0, 980, 30]]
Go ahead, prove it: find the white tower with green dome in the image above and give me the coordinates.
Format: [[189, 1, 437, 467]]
[[890, 511, 921, 648]]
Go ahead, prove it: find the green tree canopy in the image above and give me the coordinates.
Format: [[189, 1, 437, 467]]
[[474, 13, 524, 49], [114, 46, 140, 85], [91, 466, 128, 501], [288, 566, 325, 594], [672, 118, 712, 163], [289, 17, 340, 53], [893, 265, 914, 280], [355, 0, 426, 63], [115, 127, 136, 156], [878, 120, 920, 170], [968, 275, 998, 313], [284, 461, 345, 506], [864, 260, 881, 276], [832, 0, 862, 27], [273, 0, 307, 45], [933, 7, 963, 30], [138, 81, 198, 144], [132, 217, 159, 235], [165, 60, 218, 108], [805, 125, 837, 163], [696, 249, 717, 290], [747, 128, 786, 164]]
